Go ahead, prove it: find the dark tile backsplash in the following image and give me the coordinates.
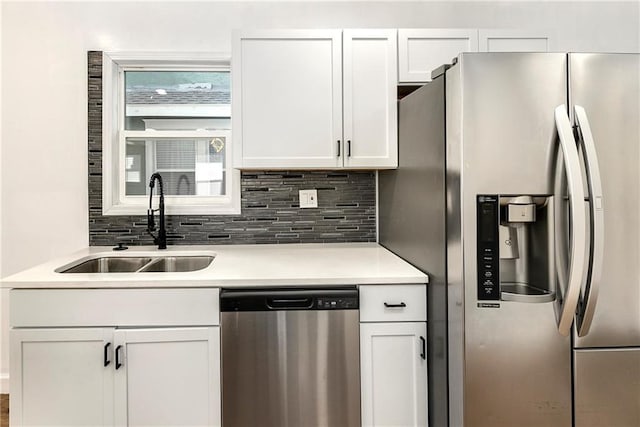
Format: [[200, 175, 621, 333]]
[[88, 51, 376, 246]]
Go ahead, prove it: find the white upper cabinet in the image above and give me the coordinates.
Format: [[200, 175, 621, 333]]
[[398, 29, 479, 83], [233, 28, 549, 168], [478, 30, 549, 52], [233, 29, 398, 170], [343, 29, 397, 169], [232, 30, 342, 169]]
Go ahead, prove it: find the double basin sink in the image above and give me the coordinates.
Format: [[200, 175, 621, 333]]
[[56, 254, 214, 274]]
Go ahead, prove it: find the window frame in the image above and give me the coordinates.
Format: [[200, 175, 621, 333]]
[[102, 52, 240, 216]]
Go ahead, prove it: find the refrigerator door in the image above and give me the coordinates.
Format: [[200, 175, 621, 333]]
[[570, 53, 640, 348], [449, 53, 572, 427], [574, 348, 640, 426]]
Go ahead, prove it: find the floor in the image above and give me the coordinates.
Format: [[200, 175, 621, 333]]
[[0, 394, 7, 427]]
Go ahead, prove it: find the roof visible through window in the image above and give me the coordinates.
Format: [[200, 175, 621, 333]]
[[125, 71, 231, 131]]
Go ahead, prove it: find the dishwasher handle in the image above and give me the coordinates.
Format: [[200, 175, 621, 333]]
[[267, 297, 313, 309]]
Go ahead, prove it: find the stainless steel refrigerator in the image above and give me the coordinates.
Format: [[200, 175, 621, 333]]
[[379, 53, 640, 427]]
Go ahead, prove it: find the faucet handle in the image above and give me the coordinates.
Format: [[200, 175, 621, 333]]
[[147, 209, 156, 231]]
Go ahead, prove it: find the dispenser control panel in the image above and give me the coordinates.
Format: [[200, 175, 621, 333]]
[[477, 195, 500, 301]]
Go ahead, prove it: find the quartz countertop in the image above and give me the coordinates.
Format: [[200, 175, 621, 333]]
[[1, 243, 428, 289]]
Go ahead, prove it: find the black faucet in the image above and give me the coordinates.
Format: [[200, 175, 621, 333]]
[[147, 172, 167, 249]]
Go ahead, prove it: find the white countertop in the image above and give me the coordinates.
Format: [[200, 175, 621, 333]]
[[1, 243, 428, 289]]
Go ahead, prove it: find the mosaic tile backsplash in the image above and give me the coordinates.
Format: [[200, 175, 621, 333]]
[[88, 51, 376, 246]]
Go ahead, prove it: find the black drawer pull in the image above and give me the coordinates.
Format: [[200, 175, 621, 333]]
[[337, 140, 341, 157], [347, 140, 352, 157], [104, 342, 111, 367], [115, 345, 123, 370], [384, 302, 407, 308], [420, 336, 426, 360]]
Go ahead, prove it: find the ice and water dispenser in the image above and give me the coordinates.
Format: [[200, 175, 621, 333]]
[[477, 195, 556, 304]]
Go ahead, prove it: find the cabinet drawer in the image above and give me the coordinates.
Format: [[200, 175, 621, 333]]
[[10, 288, 220, 327], [359, 285, 426, 322]]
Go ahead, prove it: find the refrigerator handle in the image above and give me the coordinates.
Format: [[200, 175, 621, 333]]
[[574, 105, 604, 337], [553, 105, 589, 336]]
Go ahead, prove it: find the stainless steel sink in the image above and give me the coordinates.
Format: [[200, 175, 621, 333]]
[[61, 257, 153, 273], [139, 256, 214, 273], [57, 254, 215, 273]]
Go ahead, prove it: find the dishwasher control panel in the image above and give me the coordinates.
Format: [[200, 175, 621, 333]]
[[220, 287, 359, 311], [316, 296, 358, 310]]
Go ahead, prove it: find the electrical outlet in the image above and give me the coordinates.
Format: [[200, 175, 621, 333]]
[[299, 189, 318, 208]]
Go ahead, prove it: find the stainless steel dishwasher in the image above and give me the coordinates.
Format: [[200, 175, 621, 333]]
[[220, 287, 360, 427]]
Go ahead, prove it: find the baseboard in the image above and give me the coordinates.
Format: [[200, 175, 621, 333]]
[[0, 374, 8, 394]]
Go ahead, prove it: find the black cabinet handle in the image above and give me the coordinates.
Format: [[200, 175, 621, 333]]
[[420, 336, 426, 360], [104, 342, 111, 367], [337, 140, 341, 157], [115, 345, 123, 370], [384, 302, 407, 308], [347, 140, 351, 157]]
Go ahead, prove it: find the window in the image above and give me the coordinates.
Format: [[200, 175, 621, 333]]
[[102, 52, 240, 215]]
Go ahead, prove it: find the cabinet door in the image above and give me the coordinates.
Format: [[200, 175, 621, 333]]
[[343, 29, 398, 169], [10, 328, 114, 426], [114, 327, 221, 427], [398, 29, 478, 83], [233, 30, 342, 169], [478, 30, 549, 52], [360, 322, 428, 427]]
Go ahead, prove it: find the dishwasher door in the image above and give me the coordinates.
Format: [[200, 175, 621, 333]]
[[220, 287, 361, 427]]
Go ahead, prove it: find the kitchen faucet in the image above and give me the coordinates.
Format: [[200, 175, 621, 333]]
[[147, 172, 167, 249]]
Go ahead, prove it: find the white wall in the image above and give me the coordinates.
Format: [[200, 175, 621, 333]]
[[1, 0, 638, 394]]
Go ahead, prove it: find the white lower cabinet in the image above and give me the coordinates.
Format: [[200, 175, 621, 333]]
[[359, 284, 428, 427], [114, 327, 221, 427], [11, 285, 432, 427], [10, 328, 114, 426], [11, 326, 220, 427], [10, 288, 221, 427], [360, 322, 428, 427]]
